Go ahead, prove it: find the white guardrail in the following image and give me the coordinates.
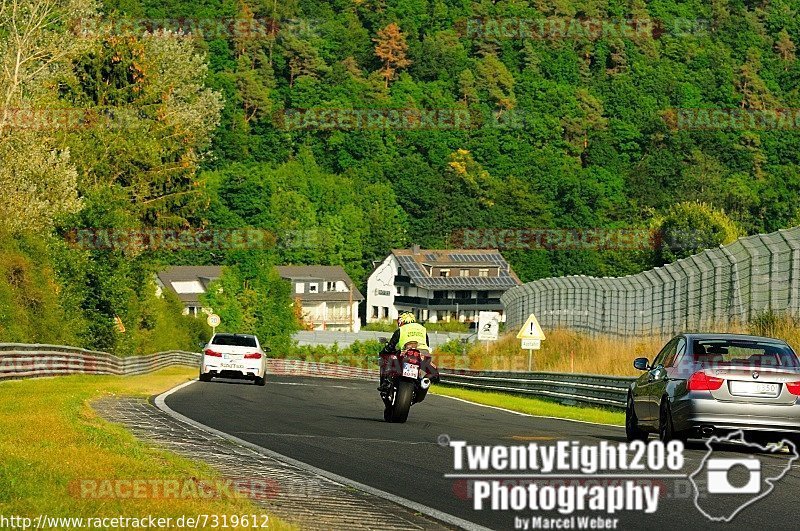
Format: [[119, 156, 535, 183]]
[[0, 343, 376, 381], [0, 344, 633, 409], [0, 344, 201, 380]]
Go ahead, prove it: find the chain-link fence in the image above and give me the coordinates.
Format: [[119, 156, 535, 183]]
[[501, 227, 800, 336]]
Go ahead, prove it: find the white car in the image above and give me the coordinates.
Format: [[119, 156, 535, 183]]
[[199, 333, 268, 386]]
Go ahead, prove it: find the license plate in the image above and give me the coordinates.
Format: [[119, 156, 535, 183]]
[[729, 380, 779, 397], [220, 362, 245, 370], [402, 363, 419, 379]]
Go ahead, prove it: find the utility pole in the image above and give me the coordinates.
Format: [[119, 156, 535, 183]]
[[348, 282, 353, 332]]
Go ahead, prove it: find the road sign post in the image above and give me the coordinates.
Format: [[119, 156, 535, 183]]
[[517, 314, 546, 372], [477, 311, 500, 366], [206, 313, 221, 338], [477, 311, 500, 341]]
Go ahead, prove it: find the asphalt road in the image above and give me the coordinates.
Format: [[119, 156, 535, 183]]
[[164, 376, 800, 530]]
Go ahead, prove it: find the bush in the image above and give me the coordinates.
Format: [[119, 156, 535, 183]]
[[0, 231, 84, 345], [287, 339, 382, 369], [361, 320, 396, 332], [652, 201, 742, 264], [364, 320, 471, 333], [424, 321, 470, 333], [0, 227, 210, 355]]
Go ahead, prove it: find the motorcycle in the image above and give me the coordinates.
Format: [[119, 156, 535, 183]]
[[379, 344, 438, 423]]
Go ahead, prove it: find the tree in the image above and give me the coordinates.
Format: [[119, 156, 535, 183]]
[[373, 23, 411, 88], [63, 32, 223, 227], [235, 52, 275, 123], [606, 41, 628, 75], [737, 48, 778, 110], [775, 29, 796, 67], [0, 0, 93, 231], [0, 138, 82, 232], [446, 149, 498, 208], [0, 0, 95, 136], [458, 69, 478, 104], [652, 202, 742, 264], [202, 264, 299, 354], [475, 54, 516, 110], [561, 89, 607, 164], [281, 30, 329, 87]]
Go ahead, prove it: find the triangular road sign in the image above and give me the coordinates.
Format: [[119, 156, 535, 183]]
[[516, 313, 546, 340]]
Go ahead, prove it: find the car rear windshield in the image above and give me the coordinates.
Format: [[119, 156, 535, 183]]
[[690, 340, 800, 368], [211, 334, 257, 348]]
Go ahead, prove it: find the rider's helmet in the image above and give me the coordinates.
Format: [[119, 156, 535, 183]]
[[397, 312, 416, 326]]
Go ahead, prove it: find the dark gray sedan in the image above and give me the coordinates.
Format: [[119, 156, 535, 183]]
[[626, 333, 800, 443]]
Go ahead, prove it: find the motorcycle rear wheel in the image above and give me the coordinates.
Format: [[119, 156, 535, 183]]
[[388, 380, 414, 423]]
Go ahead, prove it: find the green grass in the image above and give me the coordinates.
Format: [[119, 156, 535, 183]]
[[0, 368, 294, 529], [432, 385, 625, 426]]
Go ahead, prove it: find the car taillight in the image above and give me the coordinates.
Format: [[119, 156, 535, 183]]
[[204, 349, 222, 357], [244, 352, 262, 359], [687, 371, 724, 391], [786, 381, 800, 396]]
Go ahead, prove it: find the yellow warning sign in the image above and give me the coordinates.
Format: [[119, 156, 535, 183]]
[[516, 313, 545, 340]]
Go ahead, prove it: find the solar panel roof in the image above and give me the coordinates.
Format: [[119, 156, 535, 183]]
[[393, 250, 519, 290]]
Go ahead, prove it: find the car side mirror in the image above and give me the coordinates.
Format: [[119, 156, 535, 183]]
[[263, 346, 271, 353], [198, 341, 206, 350], [378, 337, 388, 345], [633, 357, 650, 371]]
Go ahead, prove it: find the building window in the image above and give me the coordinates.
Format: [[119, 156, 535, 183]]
[[309, 283, 319, 293], [382, 307, 389, 319], [372, 306, 379, 319], [295, 283, 304, 294], [460, 269, 469, 277], [439, 269, 450, 277], [478, 269, 489, 277], [396, 286, 403, 295]]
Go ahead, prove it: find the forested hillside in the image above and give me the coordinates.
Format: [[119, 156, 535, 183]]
[[1, 0, 799, 351], [117, 0, 800, 281]]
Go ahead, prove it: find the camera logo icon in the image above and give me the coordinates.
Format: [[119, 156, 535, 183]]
[[690, 430, 799, 522], [706, 458, 761, 494]]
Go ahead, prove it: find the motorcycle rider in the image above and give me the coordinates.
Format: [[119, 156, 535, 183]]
[[378, 312, 438, 393]]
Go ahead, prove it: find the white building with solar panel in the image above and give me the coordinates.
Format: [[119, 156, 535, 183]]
[[366, 246, 522, 325]]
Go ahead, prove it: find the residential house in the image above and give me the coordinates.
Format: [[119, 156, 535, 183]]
[[155, 266, 222, 316], [276, 265, 363, 332], [366, 246, 521, 325]]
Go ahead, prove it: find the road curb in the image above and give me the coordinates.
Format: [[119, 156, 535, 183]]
[[154, 379, 492, 531]]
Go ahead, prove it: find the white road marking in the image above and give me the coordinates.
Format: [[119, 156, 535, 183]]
[[155, 380, 492, 531], [235, 432, 435, 445], [431, 393, 625, 428], [270, 381, 358, 389]]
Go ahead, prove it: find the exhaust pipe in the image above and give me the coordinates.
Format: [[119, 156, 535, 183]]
[[420, 378, 431, 390], [700, 426, 715, 437]]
